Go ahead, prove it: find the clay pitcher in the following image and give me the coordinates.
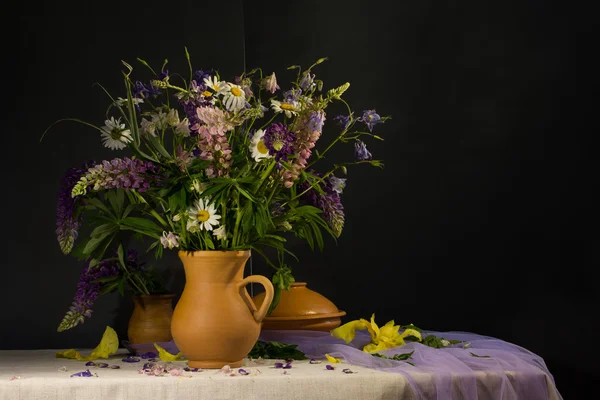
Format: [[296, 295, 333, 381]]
[[128, 294, 175, 344], [171, 250, 274, 368]]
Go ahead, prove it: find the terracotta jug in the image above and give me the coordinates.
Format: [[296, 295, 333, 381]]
[[128, 294, 175, 344], [171, 250, 274, 368]]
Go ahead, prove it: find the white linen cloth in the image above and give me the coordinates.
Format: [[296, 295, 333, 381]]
[[0, 350, 560, 400]]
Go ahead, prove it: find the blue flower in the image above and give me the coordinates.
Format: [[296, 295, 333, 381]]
[[354, 140, 372, 161], [334, 115, 351, 130], [359, 109, 383, 132], [300, 72, 315, 91]]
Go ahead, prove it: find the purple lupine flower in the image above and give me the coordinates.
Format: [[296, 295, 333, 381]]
[[354, 140, 372, 161], [334, 115, 351, 130], [300, 173, 345, 237], [57, 250, 139, 332], [299, 72, 315, 91], [307, 110, 325, 133], [359, 109, 383, 132], [71, 158, 163, 197], [56, 162, 95, 254], [263, 123, 295, 162]]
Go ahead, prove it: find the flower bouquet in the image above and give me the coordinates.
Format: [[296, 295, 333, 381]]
[[46, 49, 388, 365]]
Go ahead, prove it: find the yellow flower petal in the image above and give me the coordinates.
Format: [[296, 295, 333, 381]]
[[56, 326, 118, 361], [55, 349, 81, 359], [399, 328, 422, 342], [325, 353, 341, 363], [331, 319, 369, 344], [379, 320, 401, 340], [154, 343, 185, 361], [363, 341, 395, 353], [370, 314, 380, 339]]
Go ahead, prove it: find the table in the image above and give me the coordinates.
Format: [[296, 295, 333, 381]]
[[0, 348, 561, 400]]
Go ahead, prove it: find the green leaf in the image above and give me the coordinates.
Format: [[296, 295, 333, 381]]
[[248, 340, 306, 360], [147, 134, 172, 158], [117, 277, 125, 296], [90, 224, 118, 239], [106, 190, 125, 218], [117, 244, 126, 269], [120, 217, 163, 233], [469, 352, 491, 358], [86, 198, 115, 218], [83, 237, 106, 255]]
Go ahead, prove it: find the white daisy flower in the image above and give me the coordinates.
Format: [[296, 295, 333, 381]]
[[222, 83, 246, 112], [203, 76, 226, 94], [140, 118, 157, 137], [187, 198, 221, 231], [249, 129, 272, 162], [160, 231, 180, 249], [213, 225, 227, 240], [271, 100, 298, 118], [100, 117, 133, 150]]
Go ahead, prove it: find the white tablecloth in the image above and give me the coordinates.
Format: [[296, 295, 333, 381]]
[[0, 350, 560, 400]]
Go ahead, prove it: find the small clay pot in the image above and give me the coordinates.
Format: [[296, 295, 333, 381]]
[[128, 294, 175, 344], [253, 282, 346, 332]]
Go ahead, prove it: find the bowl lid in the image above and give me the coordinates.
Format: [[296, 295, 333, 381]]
[[253, 282, 345, 320]]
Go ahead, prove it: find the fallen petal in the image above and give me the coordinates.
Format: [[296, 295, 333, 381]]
[[10, 376, 22, 381], [140, 352, 158, 359], [309, 358, 322, 364], [85, 361, 96, 367], [218, 365, 232, 374], [121, 356, 140, 363], [273, 362, 284, 369], [97, 363, 108, 368], [342, 368, 356, 374], [326, 365, 335, 370], [238, 368, 249, 375], [109, 365, 120, 369], [70, 369, 95, 377], [283, 363, 292, 369]]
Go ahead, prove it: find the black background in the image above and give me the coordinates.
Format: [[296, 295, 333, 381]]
[[6, 1, 597, 398]]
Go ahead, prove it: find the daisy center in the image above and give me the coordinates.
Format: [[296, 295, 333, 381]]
[[197, 210, 210, 222], [202, 90, 212, 97], [257, 140, 269, 154], [110, 129, 123, 140], [231, 87, 243, 97], [280, 103, 295, 111]]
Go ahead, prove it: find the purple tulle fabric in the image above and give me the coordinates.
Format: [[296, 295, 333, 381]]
[[123, 330, 561, 400], [259, 330, 562, 400]]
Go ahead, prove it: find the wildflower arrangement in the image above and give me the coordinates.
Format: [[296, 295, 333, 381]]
[[47, 50, 388, 326]]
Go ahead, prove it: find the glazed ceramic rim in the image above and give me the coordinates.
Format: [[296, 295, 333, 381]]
[[263, 310, 347, 321]]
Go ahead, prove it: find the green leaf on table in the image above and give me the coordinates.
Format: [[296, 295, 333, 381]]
[[372, 351, 414, 361], [469, 352, 490, 358], [248, 340, 306, 360]]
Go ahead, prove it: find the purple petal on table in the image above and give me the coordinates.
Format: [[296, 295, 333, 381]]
[[283, 363, 292, 369], [85, 361, 96, 366], [342, 368, 355, 374], [184, 367, 200, 372], [326, 365, 335, 370], [238, 368, 249, 375], [122, 356, 140, 363], [70, 369, 94, 377], [143, 362, 155, 370], [274, 362, 284, 368], [109, 365, 120, 369], [309, 358, 322, 364], [140, 352, 157, 359], [97, 363, 108, 368]]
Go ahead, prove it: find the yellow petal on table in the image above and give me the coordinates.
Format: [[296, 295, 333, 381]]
[[154, 343, 185, 361], [325, 353, 342, 363], [55, 349, 82, 359], [79, 326, 119, 361], [399, 328, 422, 343], [330, 319, 370, 343]]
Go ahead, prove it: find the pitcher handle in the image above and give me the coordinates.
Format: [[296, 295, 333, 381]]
[[237, 275, 274, 323]]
